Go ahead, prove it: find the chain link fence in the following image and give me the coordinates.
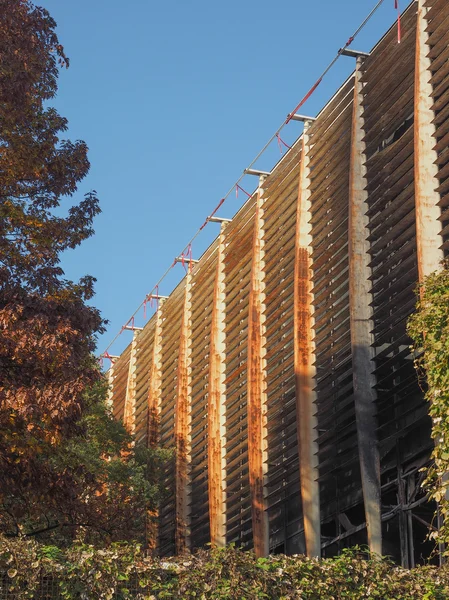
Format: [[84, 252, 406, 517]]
[[0, 575, 149, 599], [0, 576, 61, 600]]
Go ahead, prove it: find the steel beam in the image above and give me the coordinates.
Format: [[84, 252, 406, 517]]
[[294, 124, 321, 558], [247, 175, 269, 557], [175, 257, 199, 266], [123, 330, 139, 434], [208, 223, 228, 548], [244, 168, 271, 177], [341, 48, 370, 59], [208, 217, 232, 224], [349, 58, 382, 556], [175, 275, 192, 554], [414, 0, 443, 282], [290, 114, 316, 122]]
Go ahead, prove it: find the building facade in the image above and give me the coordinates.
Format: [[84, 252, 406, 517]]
[[108, 0, 449, 567]]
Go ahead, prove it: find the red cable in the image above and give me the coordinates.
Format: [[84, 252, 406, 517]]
[[395, 0, 401, 43], [286, 77, 323, 124], [236, 184, 252, 198], [200, 198, 225, 230], [104, 351, 115, 364], [277, 133, 291, 154]]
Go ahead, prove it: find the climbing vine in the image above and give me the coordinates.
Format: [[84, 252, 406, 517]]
[[408, 263, 449, 548]]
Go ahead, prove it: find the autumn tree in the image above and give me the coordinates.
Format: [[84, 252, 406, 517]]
[[0, 0, 162, 543]]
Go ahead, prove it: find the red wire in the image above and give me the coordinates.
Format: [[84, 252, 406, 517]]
[[395, 0, 401, 43], [286, 77, 323, 124], [236, 184, 252, 198], [200, 198, 225, 230], [277, 133, 291, 154], [104, 351, 115, 364]]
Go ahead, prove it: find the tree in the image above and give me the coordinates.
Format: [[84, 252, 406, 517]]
[[0, 0, 163, 544], [408, 263, 449, 550], [1, 381, 167, 544], [0, 0, 99, 293], [0, 0, 102, 426]]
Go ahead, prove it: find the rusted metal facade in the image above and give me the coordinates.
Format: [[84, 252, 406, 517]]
[[108, 0, 448, 565]]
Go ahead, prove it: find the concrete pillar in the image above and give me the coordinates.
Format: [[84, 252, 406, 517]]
[[208, 225, 228, 548], [175, 275, 192, 554], [147, 301, 165, 448], [123, 331, 139, 435], [247, 176, 269, 557], [414, 0, 443, 282], [146, 301, 165, 555], [106, 364, 114, 410], [349, 58, 382, 556], [294, 123, 321, 558]]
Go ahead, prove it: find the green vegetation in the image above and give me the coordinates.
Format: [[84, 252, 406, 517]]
[[408, 263, 449, 550], [1, 539, 449, 599]]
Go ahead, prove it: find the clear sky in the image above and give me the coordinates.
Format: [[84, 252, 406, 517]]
[[37, 0, 402, 358]]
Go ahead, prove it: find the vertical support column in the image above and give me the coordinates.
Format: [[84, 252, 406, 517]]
[[146, 300, 165, 554], [415, 0, 443, 282], [349, 57, 382, 556], [208, 224, 228, 548], [123, 331, 139, 435], [247, 176, 269, 558], [175, 275, 192, 554], [294, 123, 321, 558], [147, 301, 165, 448], [106, 364, 114, 410]]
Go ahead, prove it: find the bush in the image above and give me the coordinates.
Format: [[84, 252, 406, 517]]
[[1, 536, 449, 599]]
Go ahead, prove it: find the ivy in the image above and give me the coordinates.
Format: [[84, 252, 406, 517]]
[[0, 537, 449, 599], [408, 263, 449, 548]]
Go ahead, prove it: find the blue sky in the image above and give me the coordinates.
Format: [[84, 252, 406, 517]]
[[37, 0, 402, 358]]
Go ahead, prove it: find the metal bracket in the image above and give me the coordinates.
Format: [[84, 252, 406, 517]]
[[290, 114, 317, 123], [208, 217, 232, 224], [174, 257, 199, 265], [146, 294, 169, 300], [341, 49, 370, 58], [244, 168, 271, 177]]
